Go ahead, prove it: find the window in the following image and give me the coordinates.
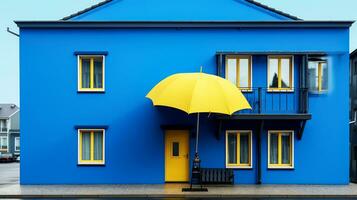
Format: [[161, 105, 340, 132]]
[[14, 137, 20, 151], [78, 129, 105, 165], [0, 136, 8, 150], [78, 55, 105, 92], [225, 55, 252, 91], [308, 60, 328, 92], [226, 130, 252, 168], [0, 120, 7, 132], [268, 131, 294, 168], [268, 56, 293, 91]]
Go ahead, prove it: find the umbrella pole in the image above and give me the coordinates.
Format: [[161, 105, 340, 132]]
[[195, 112, 199, 154]]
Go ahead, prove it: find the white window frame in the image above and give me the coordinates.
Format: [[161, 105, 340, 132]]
[[77, 55, 106, 92], [267, 130, 294, 169], [225, 130, 253, 169], [14, 137, 20, 152], [0, 136, 8, 151], [77, 129, 106, 165]]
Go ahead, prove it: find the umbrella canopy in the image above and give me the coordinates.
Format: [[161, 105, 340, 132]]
[[146, 72, 251, 115]]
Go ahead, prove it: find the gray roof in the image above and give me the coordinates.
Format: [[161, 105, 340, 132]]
[[0, 104, 19, 119]]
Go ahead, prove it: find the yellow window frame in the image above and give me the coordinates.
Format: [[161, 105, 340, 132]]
[[267, 55, 294, 92], [78, 129, 105, 165], [225, 55, 252, 92], [268, 131, 294, 169], [317, 61, 327, 92], [78, 55, 105, 92], [225, 130, 252, 168]]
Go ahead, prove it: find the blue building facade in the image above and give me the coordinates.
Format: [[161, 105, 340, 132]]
[[17, 0, 352, 184]]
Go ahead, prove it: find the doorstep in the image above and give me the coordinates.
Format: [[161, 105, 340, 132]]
[[1, 183, 357, 198]]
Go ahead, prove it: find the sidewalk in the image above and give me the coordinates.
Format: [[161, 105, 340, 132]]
[[2, 183, 357, 198]]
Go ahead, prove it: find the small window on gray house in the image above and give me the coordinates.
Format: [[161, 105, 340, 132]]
[[308, 59, 328, 92]]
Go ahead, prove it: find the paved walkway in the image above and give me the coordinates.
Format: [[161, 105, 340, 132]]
[[2, 163, 357, 198], [2, 183, 357, 198]]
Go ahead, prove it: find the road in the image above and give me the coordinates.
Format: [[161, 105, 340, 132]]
[[0, 162, 19, 187]]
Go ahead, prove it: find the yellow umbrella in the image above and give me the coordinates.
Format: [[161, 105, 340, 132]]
[[146, 72, 251, 155]]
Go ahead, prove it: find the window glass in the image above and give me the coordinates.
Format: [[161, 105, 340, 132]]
[[321, 62, 328, 91], [15, 137, 20, 151], [227, 59, 237, 86], [280, 58, 291, 88], [81, 132, 91, 161], [172, 142, 179, 157], [81, 58, 91, 89], [93, 131, 103, 160], [93, 57, 103, 89], [281, 133, 291, 164], [269, 133, 278, 164], [240, 133, 249, 164], [239, 58, 249, 88], [308, 62, 318, 91], [268, 58, 279, 88], [228, 133, 237, 164]]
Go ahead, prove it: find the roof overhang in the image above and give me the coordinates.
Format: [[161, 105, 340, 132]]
[[215, 114, 312, 121], [216, 51, 327, 56], [15, 21, 354, 29]]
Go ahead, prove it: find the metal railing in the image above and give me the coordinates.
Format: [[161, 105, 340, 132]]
[[237, 87, 309, 114]]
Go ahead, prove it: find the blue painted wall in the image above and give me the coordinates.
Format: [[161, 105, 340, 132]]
[[19, 26, 349, 184], [69, 0, 293, 21]]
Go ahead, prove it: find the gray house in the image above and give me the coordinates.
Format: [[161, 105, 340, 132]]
[[0, 104, 20, 158]]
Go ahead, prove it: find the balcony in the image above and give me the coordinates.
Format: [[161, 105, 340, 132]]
[[237, 87, 309, 114], [0, 128, 7, 132]]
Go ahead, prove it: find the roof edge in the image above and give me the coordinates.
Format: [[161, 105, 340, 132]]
[[15, 20, 354, 29], [245, 0, 301, 20], [61, 0, 113, 20], [61, 0, 301, 21]]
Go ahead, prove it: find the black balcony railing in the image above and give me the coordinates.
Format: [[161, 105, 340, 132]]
[[237, 87, 309, 114], [0, 128, 7, 132]]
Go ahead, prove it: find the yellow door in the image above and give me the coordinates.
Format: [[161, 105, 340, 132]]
[[165, 130, 189, 182]]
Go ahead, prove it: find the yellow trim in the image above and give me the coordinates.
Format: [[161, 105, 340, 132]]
[[268, 130, 294, 169], [225, 55, 253, 91], [78, 55, 105, 92], [317, 61, 327, 92], [78, 129, 105, 165], [267, 55, 294, 92], [225, 130, 252, 168]]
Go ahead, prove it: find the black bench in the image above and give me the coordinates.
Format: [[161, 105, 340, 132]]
[[200, 168, 234, 184]]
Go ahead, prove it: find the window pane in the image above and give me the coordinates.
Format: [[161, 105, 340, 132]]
[[269, 58, 279, 88], [15, 138, 20, 151], [270, 133, 278, 164], [239, 58, 250, 88], [281, 133, 291, 164], [281, 58, 291, 88], [228, 134, 237, 164], [93, 57, 103, 88], [308, 62, 318, 91], [227, 59, 237, 86], [81, 132, 91, 160], [321, 62, 328, 90], [1, 137, 7, 149], [81, 58, 91, 88], [172, 142, 179, 157], [240, 133, 250, 164], [93, 131, 103, 161]]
